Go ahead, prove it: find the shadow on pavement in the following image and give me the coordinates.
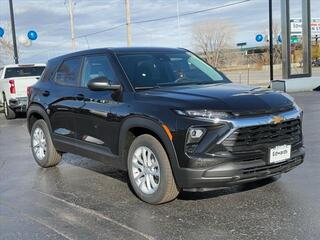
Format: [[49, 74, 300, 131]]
[[0, 107, 27, 118], [178, 176, 279, 201], [63, 154, 279, 202], [63, 154, 129, 183]]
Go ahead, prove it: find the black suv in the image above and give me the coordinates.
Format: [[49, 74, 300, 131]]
[[27, 47, 304, 204]]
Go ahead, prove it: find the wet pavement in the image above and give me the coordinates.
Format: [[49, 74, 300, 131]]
[[0, 92, 319, 240]]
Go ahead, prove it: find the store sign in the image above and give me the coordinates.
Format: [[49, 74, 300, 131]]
[[290, 18, 320, 36]]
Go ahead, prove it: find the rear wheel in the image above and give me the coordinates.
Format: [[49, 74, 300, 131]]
[[128, 134, 179, 204], [3, 94, 16, 119], [31, 119, 62, 168]]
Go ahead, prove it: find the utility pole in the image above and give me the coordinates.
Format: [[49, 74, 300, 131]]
[[268, 0, 274, 81], [125, 0, 132, 47], [67, 0, 76, 50], [176, 0, 182, 47], [8, 0, 18, 64]]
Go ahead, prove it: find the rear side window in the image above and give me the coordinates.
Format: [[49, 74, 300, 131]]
[[55, 58, 81, 86], [81, 55, 116, 87], [41, 59, 60, 82], [41, 67, 52, 82], [4, 66, 45, 78]]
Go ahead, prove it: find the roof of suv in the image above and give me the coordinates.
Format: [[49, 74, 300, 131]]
[[109, 47, 186, 54], [50, 47, 187, 62]]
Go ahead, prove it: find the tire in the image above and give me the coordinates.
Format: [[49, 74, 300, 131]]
[[3, 94, 16, 119], [127, 134, 179, 204], [31, 119, 62, 168]]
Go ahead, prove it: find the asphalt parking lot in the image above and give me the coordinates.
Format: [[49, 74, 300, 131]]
[[0, 92, 319, 240]]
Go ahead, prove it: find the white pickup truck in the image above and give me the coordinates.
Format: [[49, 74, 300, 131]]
[[0, 64, 46, 119]]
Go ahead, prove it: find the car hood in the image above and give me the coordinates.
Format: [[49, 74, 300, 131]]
[[137, 83, 294, 115]]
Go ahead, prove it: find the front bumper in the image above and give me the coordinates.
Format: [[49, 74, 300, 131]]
[[8, 97, 28, 112], [173, 107, 304, 190], [177, 147, 304, 191]]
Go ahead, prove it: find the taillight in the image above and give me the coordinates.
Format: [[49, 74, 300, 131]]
[[9, 79, 16, 94], [27, 86, 32, 97]]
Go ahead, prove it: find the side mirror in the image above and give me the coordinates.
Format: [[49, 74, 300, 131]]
[[87, 76, 121, 91]]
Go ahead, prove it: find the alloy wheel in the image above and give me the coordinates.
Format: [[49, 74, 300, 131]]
[[32, 127, 47, 160], [131, 146, 160, 194]]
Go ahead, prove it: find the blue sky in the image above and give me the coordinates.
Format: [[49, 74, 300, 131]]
[[0, 0, 319, 63]]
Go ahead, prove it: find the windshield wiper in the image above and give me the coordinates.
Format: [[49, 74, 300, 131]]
[[134, 86, 160, 90], [157, 81, 213, 87], [135, 81, 219, 90]]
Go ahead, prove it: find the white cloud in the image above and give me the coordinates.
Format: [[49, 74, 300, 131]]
[[0, 0, 319, 63]]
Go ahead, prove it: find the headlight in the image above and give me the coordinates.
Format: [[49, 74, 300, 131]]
[[175, 109, 231, 122], [293, 101, 302, 112], [281, 93, 301, 112], [282, 92, 295, 101]]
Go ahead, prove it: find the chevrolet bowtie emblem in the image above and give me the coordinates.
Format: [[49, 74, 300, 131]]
[[272, 116, 285, 124]]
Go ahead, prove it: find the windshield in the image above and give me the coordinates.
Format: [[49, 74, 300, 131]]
[[4, 66, 45, 79], [117, 51, 229, 89]]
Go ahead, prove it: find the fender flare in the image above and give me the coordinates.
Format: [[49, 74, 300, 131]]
[[118, 116, 179, 172], [27, 104, 52, 134]]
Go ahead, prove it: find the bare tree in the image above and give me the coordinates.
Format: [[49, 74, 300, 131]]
[[192, 20, 234, 68], [0, 23, 15, 66], [266, 23, 282, 65], [252, 23, 282, 66], [238, 23, 282, 69]]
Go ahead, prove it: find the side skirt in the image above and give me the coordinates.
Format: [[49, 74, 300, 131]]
[[53, 134, 123, 169]]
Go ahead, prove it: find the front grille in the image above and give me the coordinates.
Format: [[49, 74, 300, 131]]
[[222, 119, 302, 153], [242, 156, 303, 175]]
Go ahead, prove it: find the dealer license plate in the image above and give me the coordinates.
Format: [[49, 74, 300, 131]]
[[269, 145, 291, 164]]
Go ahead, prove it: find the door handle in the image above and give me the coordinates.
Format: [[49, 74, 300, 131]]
[[76, 93, 85, 100], [42, 90, 50, 97]]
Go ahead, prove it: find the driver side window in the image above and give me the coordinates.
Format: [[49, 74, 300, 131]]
[[81, 55, 116, 87]]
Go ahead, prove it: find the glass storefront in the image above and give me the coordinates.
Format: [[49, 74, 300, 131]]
[[311, 0, 320, 77]]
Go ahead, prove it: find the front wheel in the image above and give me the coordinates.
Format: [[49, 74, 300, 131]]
[[31, 119, 62, 168], [127, 134, 180, 204]]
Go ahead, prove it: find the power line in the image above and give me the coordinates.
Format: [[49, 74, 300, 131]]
[[132, 0, 251, 24], [75, 0, 251, 39], [76, 23, 126, 39]]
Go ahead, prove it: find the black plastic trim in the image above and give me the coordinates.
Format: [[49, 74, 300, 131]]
[[27, 104, 52, 133], [119, 116, 182, 183], [53, 134, 121, 168]]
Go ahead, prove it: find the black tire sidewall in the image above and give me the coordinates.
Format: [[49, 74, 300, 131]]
[[3, 96, 8, 118], [3, 98, 7, 117], [3, 94, 15, 119], [127, 134, 173, 204], [31, 119, 54, 167]]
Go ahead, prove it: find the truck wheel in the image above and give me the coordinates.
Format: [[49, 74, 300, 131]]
[[31, 119, 62, 168], [3, 94, 16, 119], [127, 134, 180, 204]]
